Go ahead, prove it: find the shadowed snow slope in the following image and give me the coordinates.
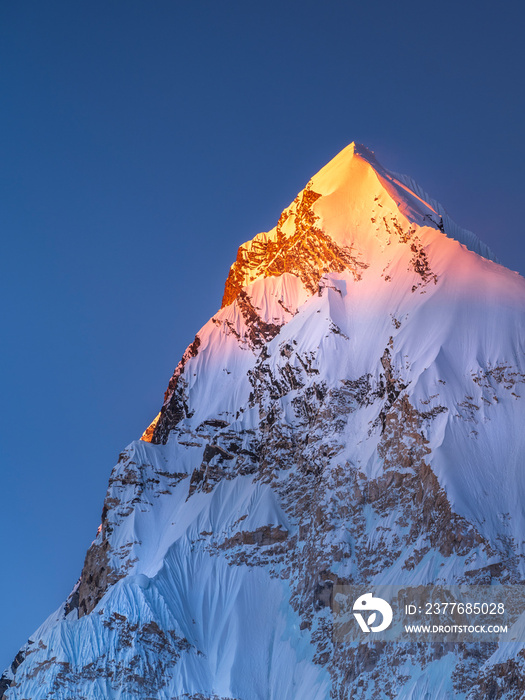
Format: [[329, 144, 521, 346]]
[[3, 143, 525, 700]]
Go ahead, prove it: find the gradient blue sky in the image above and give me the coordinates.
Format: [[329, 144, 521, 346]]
[[1, 0, 524, 667]]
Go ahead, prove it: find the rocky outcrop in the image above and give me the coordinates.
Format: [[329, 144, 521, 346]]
[[219, 525, 288, 548], [470, 652, 525, 699], [222, 184, 368, 307], [152, 336, 201, 444]]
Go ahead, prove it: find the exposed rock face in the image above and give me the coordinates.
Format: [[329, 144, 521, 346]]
[[4, 142, 525, 699], [473, 653, 525, 699], [222, 184, 368, 307], [152, 334, 201, 444]]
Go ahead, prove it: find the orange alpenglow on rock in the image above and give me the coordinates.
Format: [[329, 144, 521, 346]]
[[140, 412, 161, 442]]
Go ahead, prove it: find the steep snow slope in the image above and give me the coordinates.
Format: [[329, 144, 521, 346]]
[[3, 143, 525, 699]]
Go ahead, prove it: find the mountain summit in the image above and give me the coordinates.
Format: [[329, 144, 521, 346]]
[[3, 145, 525, 699], [219, 141, 495, 312]]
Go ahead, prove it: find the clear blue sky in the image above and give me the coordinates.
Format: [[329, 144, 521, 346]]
[[1, 0, 524, 668]]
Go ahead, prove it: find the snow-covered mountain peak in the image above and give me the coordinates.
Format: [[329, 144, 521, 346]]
[[221, 143, 497, 310], [310, 141, 492, 250], [4, 145, 525, 700], [145, 145, 524, 452]]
